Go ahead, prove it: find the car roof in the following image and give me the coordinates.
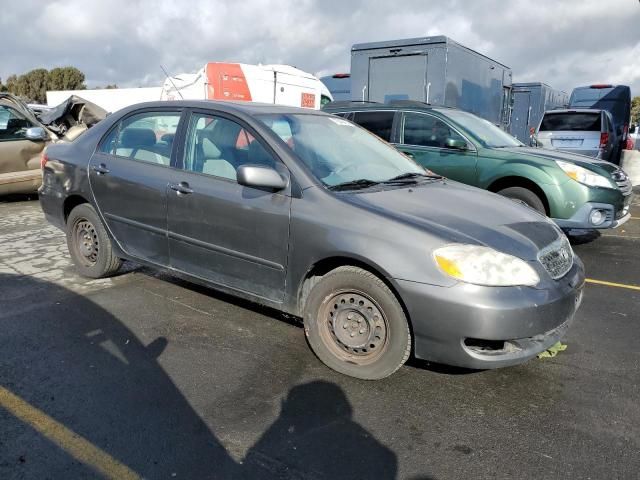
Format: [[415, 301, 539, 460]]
[[323, 100, 449, 113], [119, 100, 328, 116], [544, 108, 604, 114]]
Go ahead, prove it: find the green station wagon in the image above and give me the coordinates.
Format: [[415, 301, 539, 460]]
[[323, 101, 633, 230]]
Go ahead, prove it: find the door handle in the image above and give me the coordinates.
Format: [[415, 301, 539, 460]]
[[404, 152, 415, 159], [92, 164, 110, 175], [169, 182, 194, 195]]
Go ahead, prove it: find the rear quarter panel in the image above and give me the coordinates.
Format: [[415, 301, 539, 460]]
[[39, 117, 114, 225]]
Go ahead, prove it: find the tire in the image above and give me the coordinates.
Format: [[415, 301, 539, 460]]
[[498, 186, 546, 215], [303, 266, 411, 380], [66, 203, 122, 278]]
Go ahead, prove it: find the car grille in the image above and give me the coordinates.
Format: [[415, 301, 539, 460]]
[[612, 168, 633, 196], [538, 235, 573, 280]]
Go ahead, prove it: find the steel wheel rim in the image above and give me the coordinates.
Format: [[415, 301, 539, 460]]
[[73, 218, 99, 266], [319, 290, 389, 364]]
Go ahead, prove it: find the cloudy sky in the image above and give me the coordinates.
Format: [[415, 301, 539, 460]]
[[2, 0, 639, 95]]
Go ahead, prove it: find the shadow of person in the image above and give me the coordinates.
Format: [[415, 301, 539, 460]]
[[1, 274, 403, 480], [241, 381, 398, 480], [0, 273, 237, 479]]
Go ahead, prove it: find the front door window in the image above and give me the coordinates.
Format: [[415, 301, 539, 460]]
[[0, 106, 32, 141]]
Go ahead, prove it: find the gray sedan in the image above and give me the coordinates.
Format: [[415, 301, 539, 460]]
[[39, 101, 584, 379]]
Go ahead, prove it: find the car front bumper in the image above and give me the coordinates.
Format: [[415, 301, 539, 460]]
[[394, 258, 585, 369], [553, 199, 632, 230]]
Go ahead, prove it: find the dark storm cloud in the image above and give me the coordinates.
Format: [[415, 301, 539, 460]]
[[1, 0, 638, 94]]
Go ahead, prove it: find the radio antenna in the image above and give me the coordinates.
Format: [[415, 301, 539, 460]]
[[160, 65, 183, 99]]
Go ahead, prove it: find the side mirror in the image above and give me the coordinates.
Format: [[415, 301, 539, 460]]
[[445, 137, 468, 150], [237, 165, 288, 191], [25, 126, 49, 141]]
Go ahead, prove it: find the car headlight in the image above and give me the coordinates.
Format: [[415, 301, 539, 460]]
[[555, 160, 614, 188], [433, 244, 540, 286]]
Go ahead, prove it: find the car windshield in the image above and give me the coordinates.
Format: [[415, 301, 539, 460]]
[[256, 113, 425, 187], [442, 109, 522, 148]]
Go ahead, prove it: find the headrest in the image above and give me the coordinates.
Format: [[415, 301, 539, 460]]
[[120, 128, 156, 148]]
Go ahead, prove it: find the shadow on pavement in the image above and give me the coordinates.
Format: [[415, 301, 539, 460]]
[[566, 228, 601, 245], [0, 193, 39, 204], [0, 274, 399, 479]]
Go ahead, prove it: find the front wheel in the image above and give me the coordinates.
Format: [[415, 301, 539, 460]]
[[303, 266, 411, 380], [498, 186, 546, 215], [66, 203, 122, 278]]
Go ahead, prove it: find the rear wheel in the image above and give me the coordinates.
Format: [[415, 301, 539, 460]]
[[303, 266, 411, 380], [66, 203, 122, 278], [498, 186, 546, 215]]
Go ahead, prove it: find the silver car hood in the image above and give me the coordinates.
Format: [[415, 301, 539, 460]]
[[342, 181, 562, 261]]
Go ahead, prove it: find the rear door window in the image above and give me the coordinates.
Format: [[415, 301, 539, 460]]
[[539, 113, 601, 132], [106, 112, 181, 165], [351, 111, 395, 141]]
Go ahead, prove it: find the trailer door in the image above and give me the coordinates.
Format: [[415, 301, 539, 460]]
[[275, 71, 319, 109], [511, 90, 531, 143], [368, 54, 427, 103]]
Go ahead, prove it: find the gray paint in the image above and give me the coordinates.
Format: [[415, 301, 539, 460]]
[[350, 36, 513, 128], [39, 100, 584, 369], [510, 82, 568, 143]]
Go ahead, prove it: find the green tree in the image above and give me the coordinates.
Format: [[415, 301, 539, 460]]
[[4, 74, 18, 95], [631, 96, 640, 125], [47, 66, 86, 92], [16, 68, 49, 103]]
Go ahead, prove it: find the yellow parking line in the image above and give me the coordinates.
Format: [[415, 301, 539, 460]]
[[586, 278, 640, 291], [0, 386, 140, 480]]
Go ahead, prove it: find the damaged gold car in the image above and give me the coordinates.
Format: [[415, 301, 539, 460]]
[[0, 93, 106, 195]]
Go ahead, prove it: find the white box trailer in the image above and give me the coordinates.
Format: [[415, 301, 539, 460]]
[[46, 87, 163, 113], [161, 63, 332, 109]]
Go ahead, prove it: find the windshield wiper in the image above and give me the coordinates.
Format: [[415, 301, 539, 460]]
[[328, 179, 380, 191], [383, 172, 443, 184]]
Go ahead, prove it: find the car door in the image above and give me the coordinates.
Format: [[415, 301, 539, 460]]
[[395, 111, 478, 185], [0, 104, 46, 176], [89, 109, 183, 266], [166, 110, 291, 302]]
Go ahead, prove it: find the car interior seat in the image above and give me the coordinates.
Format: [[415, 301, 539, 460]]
[[195, 126, 237, 180], [117, 128, 169, 165]]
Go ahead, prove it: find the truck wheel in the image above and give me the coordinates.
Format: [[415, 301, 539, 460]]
[[303, 266, 411, 380], [498, 187, 546, 215], [66, 203, 122, 278]]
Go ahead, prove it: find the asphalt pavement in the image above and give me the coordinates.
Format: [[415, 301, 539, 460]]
[[1, 192, 639, 480]]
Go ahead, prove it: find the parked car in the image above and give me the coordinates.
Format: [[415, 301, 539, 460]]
[[324, 101, 633, 231], [0, 93, 107, 195], [568, 84, 632, 164], [40, 100, 585, 379], [534, 108, 617, 162], [630, 124, 640, 151]]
